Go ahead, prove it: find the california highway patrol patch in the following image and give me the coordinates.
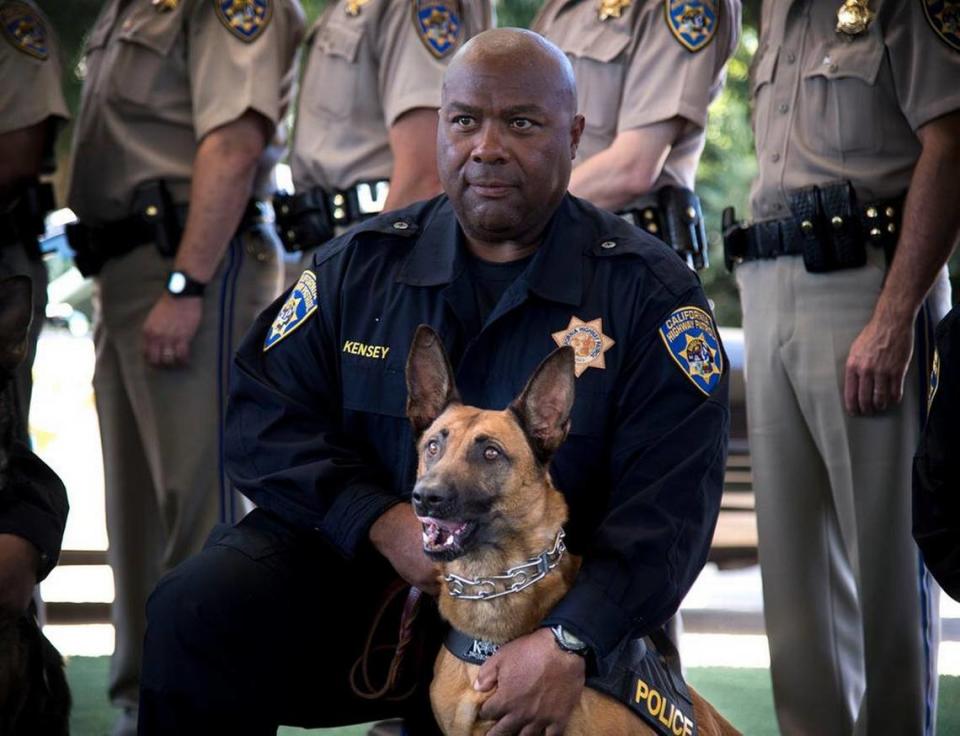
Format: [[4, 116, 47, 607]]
[[413, 0, 462, 59], [215, 0, 272, 42], [665, 0, 718, 53], [659, 306, 722, 395], [922, 0, 960, 52], [551, 316, 615, 377], [264, 270, 318, 351], [0, 2, 48, 59]]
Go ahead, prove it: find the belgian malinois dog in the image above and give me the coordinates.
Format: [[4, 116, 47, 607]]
[[405, 325, 739, 736], [0, 274, 71, 735]]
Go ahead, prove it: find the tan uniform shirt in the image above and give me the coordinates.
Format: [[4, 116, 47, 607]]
[[0, 0, 69, 140], [750, 0, 960, 222], [290, 0, 491, 192], [67, 0, 306, 225], [533, 0, 740, 191]]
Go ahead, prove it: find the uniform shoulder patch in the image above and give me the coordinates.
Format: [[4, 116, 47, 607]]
[[922, 0, 960, 52], [412, 0, 462, 59], [0, 2, 49, 60], [664, 0, 719, 53], [659, 305, 723, 395], [214, 0, 272, 42], [264, 270, 318, 351]]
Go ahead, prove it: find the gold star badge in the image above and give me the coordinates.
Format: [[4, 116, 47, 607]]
[[152, 0, 180, 12], [598, 0, 630, 20], [551, 316, 615, 377]]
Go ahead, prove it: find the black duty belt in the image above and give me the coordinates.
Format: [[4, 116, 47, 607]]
[[0, 181, 55, 257], [619, 185, 709, 270], [274, 179, 390, 253], [66, 179, 268, 277], [723, 180, 903, 273]]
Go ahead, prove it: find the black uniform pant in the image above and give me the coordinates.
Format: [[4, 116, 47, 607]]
[[138, 509, 444, 735]]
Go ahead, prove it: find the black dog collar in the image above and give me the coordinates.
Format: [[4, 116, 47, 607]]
[[444, 627, 501, 665]]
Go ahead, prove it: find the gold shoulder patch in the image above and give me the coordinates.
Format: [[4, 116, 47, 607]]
[[658, 306, 723, 395], [0, 1, 49, 60], [264, 270, 318, 351], [664, 0, 719, 53], [412, 0, 462, 59], [922, 0, 960, 53], [214, 0, 272, 42]]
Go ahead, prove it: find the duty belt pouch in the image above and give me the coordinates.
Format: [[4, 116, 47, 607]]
[[274, 190, 334, 253], [587, 633, 698, 736], [65, 222, 103, 277], [132, 180, 181, 258], [789, 182, 865, 273], [658, 186, 709, 270]]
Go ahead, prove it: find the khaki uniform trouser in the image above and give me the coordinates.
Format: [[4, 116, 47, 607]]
[[0, 242, 47, 444], [737, 247, 949, 736], [92, 225, 283, 710]]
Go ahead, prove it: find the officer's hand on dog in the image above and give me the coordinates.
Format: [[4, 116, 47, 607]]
[[142, 294, 203, 368], [369, 504, 441, 596], [0, 533, 41, 614], [844, 312, 914, 416], [475, 627, 586, 736]]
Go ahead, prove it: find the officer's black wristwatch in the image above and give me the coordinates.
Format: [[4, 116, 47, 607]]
[[165, 270, 206, 298], [549, 625, 589, 657]]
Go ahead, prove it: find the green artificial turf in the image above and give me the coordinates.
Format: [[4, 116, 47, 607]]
[[66, 657, 960, 735]]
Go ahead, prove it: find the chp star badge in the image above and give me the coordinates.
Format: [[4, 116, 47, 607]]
[[598, 0, 631, 21], [659, 306, 723, 395], [264, 270, 318, 351], [215, 0, 272, 43], [0, 1, 49, 60], [413, 0, 462, 59], [551, 317, 615, 377], [922, 0, 960, 52], [665, 0, 719, 53]]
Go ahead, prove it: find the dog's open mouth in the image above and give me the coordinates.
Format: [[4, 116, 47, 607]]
[[418, 517, 476, 557]]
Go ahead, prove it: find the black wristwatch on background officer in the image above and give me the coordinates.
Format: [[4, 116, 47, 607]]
[[165, 270, 206, 298]]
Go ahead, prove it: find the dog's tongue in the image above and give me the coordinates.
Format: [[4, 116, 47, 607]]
[[418, 516, 468, 550]]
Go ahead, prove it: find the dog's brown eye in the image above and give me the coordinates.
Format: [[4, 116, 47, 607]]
[[483, 446, 500, 461], [426, 439, 440, 456]]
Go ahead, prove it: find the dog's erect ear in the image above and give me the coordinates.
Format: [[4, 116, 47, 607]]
[[406, 325, 461, 434], [0, 276, 33, 373], [510, 346, 575, 462]]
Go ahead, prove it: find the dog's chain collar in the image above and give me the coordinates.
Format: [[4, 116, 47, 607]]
[[443, 529, 566, 601]]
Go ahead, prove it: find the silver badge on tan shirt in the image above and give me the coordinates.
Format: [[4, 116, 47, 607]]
[[151, 0, 179, 11], [345, 0, 371, 15], [836, 0, 874, 36]]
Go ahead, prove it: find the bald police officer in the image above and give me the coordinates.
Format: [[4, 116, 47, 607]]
[[65, 1, 305, 732], [0, 0, 68, 443], [276, 0, 490, 282], [533, 0, 740, 270], [726, 2, 960, 733]]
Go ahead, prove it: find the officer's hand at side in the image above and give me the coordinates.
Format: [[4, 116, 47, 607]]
[[0, 533, 41, 614], [369, 504, 441, 596], [476, 627, 585, 736], [844, 313, 914, 415], [142, 293, 203, 368]]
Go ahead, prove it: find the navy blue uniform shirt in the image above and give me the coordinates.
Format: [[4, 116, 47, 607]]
[[225, 194, 730, 659]]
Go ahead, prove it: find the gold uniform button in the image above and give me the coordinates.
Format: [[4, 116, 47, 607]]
[[870, 227, 882, 238], [831, 216, 844, 229], [800, 220, 814, 234], [333, 194, 345, 206], [685, 206, 697, 220], [885, 206, 896, 218], [646, 223, 659, 234], [866, 206, 878, 219], [145, 205, 158, 217]]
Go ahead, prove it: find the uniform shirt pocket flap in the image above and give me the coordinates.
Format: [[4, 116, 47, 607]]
[[802, 39, 883, 85], [749, 46, 779, 96], [341, 362, 407, 418], [315, 22, 363, 62], [564, 27, 631, 64], [116, 9, 182, 56]]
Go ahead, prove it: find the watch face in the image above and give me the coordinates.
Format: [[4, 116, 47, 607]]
[[168, 272, 186, 294]]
